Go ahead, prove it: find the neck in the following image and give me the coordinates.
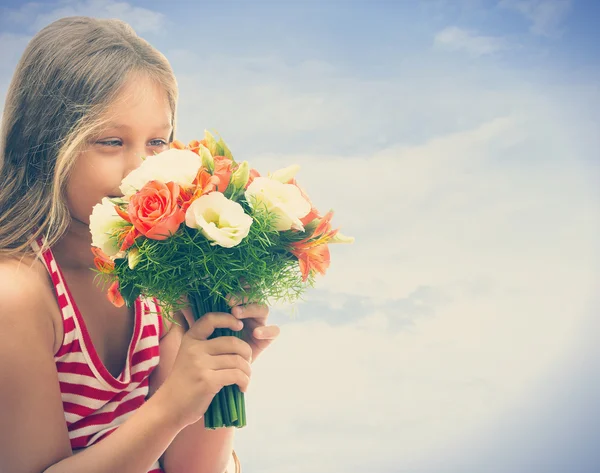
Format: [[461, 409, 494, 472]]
[[52, 218, 95, 271]]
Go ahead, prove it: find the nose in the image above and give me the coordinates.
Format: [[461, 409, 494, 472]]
[[123, 147, 148, 177]]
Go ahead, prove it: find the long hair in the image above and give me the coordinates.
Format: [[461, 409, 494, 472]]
[[0, 16, 178, 258]]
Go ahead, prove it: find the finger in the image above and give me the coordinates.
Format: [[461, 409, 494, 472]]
[[225, 292, 250, 307], [232, 303, 269, 320], [210, 354, 252, 378], [213, 369, 251, 393], [252, 325, 280, 340], [204, 336, 253, 361], [187, 313, 243, 341]]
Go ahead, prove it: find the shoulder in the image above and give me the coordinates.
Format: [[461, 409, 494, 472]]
[[0, 254, 60, 351], [0, 255, 73, 471]]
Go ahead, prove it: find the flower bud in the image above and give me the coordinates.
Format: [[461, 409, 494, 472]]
[[128, 247, 142, 269], [230, 161, 250, 193], [269, 164, 300, 184], [197, 143, 214, 174], [203, 130, 219, 156]]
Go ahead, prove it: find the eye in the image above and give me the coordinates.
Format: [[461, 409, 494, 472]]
[[97, 139, 122, 147], [149, 139, 168, 147]]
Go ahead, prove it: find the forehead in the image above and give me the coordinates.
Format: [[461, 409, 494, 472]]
[[103, 75, 172, 126]]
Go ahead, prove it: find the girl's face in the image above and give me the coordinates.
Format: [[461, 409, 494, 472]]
[[66, 74, 173, 227]]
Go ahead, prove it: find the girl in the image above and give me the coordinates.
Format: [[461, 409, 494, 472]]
[[0, 16, 280, 473]]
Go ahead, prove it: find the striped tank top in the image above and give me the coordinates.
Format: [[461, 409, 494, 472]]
[[32, 239, 164, 473]]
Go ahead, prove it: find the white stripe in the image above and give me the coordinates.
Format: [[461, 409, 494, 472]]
[[56, 281, 65, 296], [65, 411, 83, 425], [79, 386, 148, 414], [130, 357, 159, 376], [61, 304, 76, 319], [56, 350, 87, 365], [61, 392, 110, 409], [58, 371, 107, 388], [136, 333, 159, 351], [50, 258, 58, 274], [144, 297, 158, 314]]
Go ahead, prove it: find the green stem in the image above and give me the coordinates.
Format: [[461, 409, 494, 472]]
[[189, 289, 247, 429]]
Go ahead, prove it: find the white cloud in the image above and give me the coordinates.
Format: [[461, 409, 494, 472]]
[[0, 5, 598, 471], [6, 0, 165, 34], [434, 26, 511, 56], [499, 0, 572, 37], [234, 112, 599, 472]]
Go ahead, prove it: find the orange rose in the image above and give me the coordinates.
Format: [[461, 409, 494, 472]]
[[213, 155, 235, 193], [128, 181, 185, 240]]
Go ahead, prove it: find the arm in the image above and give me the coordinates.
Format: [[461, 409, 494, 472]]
[[0, 262, 183, 473], [150, 310, 235, 473]]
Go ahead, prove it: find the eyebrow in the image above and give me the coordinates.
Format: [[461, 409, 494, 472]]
[[105, 122, 172, 130]]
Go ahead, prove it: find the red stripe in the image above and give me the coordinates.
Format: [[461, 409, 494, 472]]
[[63, 316, 76, 333], [131, 365, 158, 383], [70, 435, 89, 450], [59, 381, 117, 402], [63, 401, 97, 419], [56, 361, 95, 377], [55, 337, 81, 358], [57, 293, 69, 309], [64, 382, 149, 419], [69, 395, 146, 432], [132, 346, 159, 366], [140, 324, 158, 340]]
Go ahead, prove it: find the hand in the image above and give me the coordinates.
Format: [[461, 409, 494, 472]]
[[228, 294, 280, 364], [158, 311, 253, 429]]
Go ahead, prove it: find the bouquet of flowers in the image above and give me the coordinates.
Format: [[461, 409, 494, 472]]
[[89, 130, 353, 429]]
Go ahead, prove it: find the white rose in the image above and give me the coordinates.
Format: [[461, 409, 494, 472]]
[[185, 192, 253, 248], [89, 197, 124, 256], [244, 177, 311, 231], [119, 148, 201, 196]]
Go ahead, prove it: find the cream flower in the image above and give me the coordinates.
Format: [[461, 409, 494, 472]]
[[185, 192, 253, 248], [268, 164, 300, 184], [89, 197, 123, 256], [244, 177, 311, 231], [119, 148, 201, 196]]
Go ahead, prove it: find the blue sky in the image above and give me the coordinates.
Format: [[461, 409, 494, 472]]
[[1, 1, 599, 472]]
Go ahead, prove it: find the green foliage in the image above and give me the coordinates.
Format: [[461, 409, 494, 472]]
[[100, 201, 315, 319]]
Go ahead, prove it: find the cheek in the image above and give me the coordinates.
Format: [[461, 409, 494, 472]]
[[66, 155, 123, 223]]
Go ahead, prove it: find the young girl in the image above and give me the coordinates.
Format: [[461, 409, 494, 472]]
[[0, 16, 280, 473]]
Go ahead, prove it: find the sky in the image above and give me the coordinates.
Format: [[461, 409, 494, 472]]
[[1, 1, 599, 472]]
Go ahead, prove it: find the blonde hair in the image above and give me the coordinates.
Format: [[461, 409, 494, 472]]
[[0, 16, 178, 258]]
